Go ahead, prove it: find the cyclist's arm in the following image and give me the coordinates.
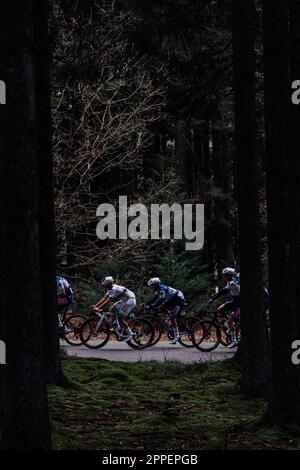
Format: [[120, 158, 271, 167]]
[[93, 296, 111, 310], [212, 286, 230, 301], [154, 291, 171, 310], [145, 293, 159, 308]]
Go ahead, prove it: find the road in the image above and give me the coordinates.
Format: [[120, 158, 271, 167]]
[[61, 341, 236, 363]]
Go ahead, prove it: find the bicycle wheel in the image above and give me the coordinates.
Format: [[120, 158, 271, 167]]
[[127, 317, 154, 349], [146, 318, 163, 346], [63, 314, 86, 346], [80, 317, 110, 349], [191, 320, 220, 352], [178, 316, 199, 348]]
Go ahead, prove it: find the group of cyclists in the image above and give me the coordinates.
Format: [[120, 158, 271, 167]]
[[56, 266, 249, 349]]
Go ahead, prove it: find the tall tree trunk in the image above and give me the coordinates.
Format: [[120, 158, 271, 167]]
[[289, 1, 300, 376], [33, 0, 61, 384], [201, 121, 211, 180], [193, 124, 215, 270], [263, 0, 300, 422], [232, 0, 270, 397], [175, 120, 193, 196], [0, 0, 51, 448], [212, 126, 234, 272]]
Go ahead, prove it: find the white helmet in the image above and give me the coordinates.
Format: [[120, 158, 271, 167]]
[[148, 277, 161, 287], [222, 267, 236, 276], [101, 276, 114, 286]]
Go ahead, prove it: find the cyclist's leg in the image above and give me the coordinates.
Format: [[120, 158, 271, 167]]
[[217, 301, 231, 317], [164, 297, 181, 342], [221, 301, 234, 329], [114, 299, 136, 334], [226, 305, 240, 347], [57, 303, 68, 327], [228, 306, 240, 328]]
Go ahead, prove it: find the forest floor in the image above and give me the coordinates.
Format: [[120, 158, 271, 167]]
[[48, 355, 300, 450]]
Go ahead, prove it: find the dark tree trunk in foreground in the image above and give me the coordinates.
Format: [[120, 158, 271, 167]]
[[0, 1, 51, 449], [212, 126, 234, 272], [175, 120, 193, 196], [232, 0, 270, 397], [263, 0, 300, 422], [33, 0, 61, 384], [289, 1, 300, 373]]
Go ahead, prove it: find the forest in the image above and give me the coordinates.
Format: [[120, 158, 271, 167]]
[[0, 0, 300, 452]]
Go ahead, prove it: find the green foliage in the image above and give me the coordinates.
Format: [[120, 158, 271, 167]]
[[49, 356, 300, 450], [151, 245, 211, 309], [78, 282, 101, 312], [76, 244, 212, 313]]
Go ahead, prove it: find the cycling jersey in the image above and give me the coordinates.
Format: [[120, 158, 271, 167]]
[[106, 284, 135, 301], [106, 284, 136, 317], [213, 276, 240, 301], [146, 284, 185, 309], [56, 275, 73, 304], [214, 278, 269, 318]]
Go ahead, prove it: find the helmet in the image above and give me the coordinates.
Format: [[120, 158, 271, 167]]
[[222, 268, 236, 276], [148, 277, 161, 287], [101, 276, 114, 286]]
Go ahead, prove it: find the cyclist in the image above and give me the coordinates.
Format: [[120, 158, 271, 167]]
[[56, 274, 74, 332], [209, 267, 240, 348], [90, 276, 137, 341], [145, 278, 185, 345], [56, 274, 74, 311]]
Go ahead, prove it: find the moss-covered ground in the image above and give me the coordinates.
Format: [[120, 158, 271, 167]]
[[48, 355, 300, 450]]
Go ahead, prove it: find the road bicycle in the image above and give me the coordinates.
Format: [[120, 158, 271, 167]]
[[79, 309, 154, 350], [142, 306, 200, 348], [191, 309, 241, 352], [58, 303, 87, 346]]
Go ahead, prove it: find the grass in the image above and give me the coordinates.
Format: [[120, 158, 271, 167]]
[[48, 356, 300, 450]]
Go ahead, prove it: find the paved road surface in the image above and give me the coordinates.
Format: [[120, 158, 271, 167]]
[[61, 341, 236, 363]]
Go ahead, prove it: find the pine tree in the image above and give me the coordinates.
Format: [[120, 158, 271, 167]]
[[263, 0, 300, 423], [0, 0, 51, 448], [232, 0, 270, 397]]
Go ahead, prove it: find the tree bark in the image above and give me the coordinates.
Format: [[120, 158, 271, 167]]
[[263, 0, 300, 423], [232, 0, 270, 397], [0, 0, 51, 448], [212, 126, 234, 272], [32, 0, 61, 384], [289, 1, 300, 370], [175, 120, 193, 197]]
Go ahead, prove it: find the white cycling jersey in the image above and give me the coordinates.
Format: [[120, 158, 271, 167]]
[[106, 284, 135, 301]]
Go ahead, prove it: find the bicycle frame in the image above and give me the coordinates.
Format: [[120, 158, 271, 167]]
[[93, 310, 107, 334], [93, 310, 132, 340]]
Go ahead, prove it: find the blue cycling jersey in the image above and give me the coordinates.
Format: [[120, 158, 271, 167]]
[[214, 276, 240, 301], [214, 277, 269, 312], [146, 284, 185, 308]]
